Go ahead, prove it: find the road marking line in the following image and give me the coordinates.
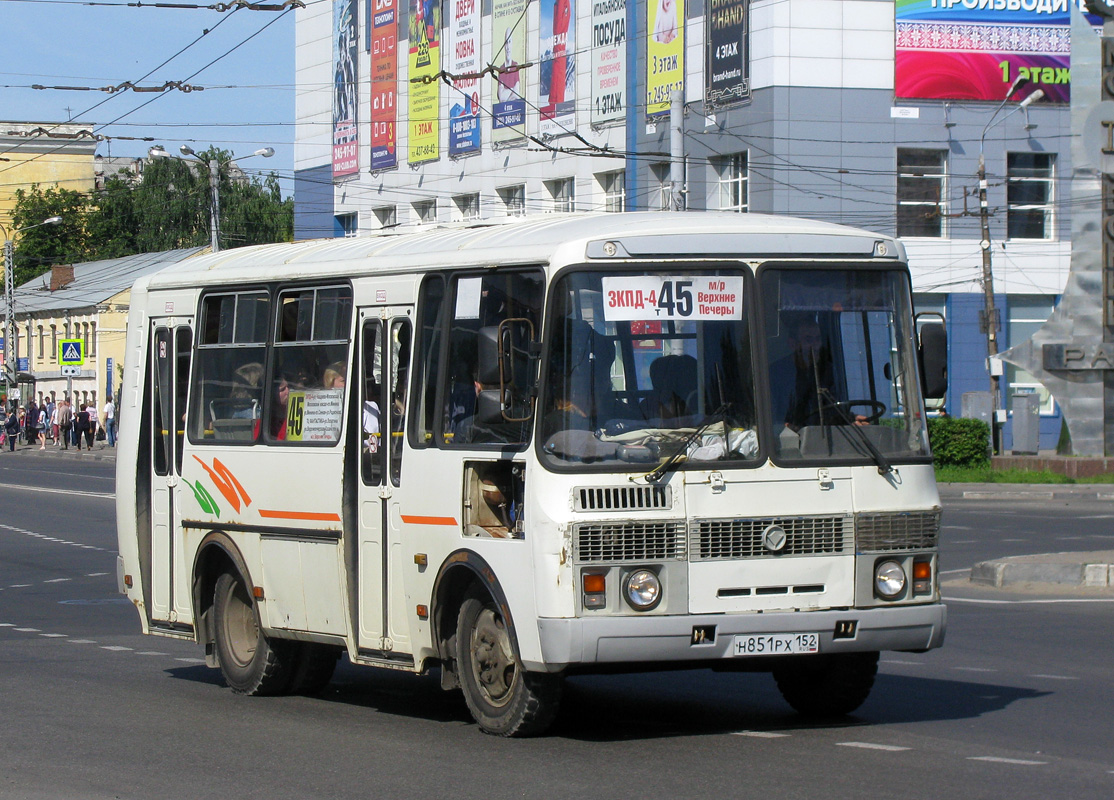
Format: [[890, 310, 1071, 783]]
[[9, 584, 31, 588], [14, 628, 41, 632], [0, 484, 114, 499], [837, 742, 911, 752], [1029, 674, 1079, 680], [940, 568, 971, 575], [66, 639, 96, 644], [101, 646, 133, 652], [136, 651, 170, 656], [0, 623, 14, 627], [953, 666, 997, 673], [1001, 538, 1027, 542], [43, 578, 70, 583], [39, 633, 67, 638], [950, 540, 977, 544], [947, 596, 1114, 605], [882, 659, 923, 665], [968, 756, 1047, 765], [86, 572, 108, 577], [175, 657, 206, 664], [732, 731, 791, 738]]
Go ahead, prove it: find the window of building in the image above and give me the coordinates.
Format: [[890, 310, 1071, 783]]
[[454, 192, 481, 221], [37, 326, 44, 360], [650, 162, 672, 211], [413, 200, 437, 224], [337, 212, 358, 237], [1007, 295, 1058, 414], [713, 153, 748, 213], [374, 206, 397, 228], [897, 149, 947, 238], [1007, 153, 1054, 240], [498, 184, 526, 216], [90, 322, 96, 357], [50, 325, 57, 361], [546, 178, 575, 213], [597, 170, 625, 212]]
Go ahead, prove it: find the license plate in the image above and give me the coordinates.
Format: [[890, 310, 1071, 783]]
[[733, 632, 819, 656]]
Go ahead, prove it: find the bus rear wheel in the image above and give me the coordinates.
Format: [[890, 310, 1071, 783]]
[[455, 592, 561, 737], [213, 571, 295, 696], [773, 651, 879, 718]]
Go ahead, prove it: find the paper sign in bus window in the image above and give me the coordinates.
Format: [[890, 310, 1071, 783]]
[[601, 276, 743, 321], [285, 389, 344, 442]]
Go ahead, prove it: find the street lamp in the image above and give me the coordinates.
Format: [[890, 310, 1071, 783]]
[[976, 78, 1044, 451], [3, 216, 63, 410], [148, 145, 275, 253]]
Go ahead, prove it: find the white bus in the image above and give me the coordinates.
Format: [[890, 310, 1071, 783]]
[[117, 213, 948, 736]]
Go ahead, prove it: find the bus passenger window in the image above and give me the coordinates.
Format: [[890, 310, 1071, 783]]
[[390, 320, 411, 486], [190, 291, 269, 445], [361, 321, 384, 485]]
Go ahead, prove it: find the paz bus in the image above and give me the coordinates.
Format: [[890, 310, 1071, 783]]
[[116, 213, 948, 736]]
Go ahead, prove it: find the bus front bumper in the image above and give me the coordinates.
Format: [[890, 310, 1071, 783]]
[[531, 602, 946, 671]]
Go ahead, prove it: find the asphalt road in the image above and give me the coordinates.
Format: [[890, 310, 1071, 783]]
[[1, 454, 1111, 799]]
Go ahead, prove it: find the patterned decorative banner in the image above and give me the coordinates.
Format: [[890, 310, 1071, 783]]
[[539, 0, 576, 136], [591, 0, 626, 126], [492, 0, 528, 144], [646, 0, 684, 118], [448, 0, 482, 156], [408, 0, 441, 164], [333, 0, 360, 178], [705, 0, 749, 108], [370, 0, 399, 170], [894, 0, 1082, 103]]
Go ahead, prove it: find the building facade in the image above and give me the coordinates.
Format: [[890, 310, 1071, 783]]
[[293, 0, 1091, 450]]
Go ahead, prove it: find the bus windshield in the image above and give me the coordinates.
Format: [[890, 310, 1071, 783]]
[[539, 267, 760, 469], [761, 266, 929, 464]]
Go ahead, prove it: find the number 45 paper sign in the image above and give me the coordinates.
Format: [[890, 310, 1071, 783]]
[[601, 276, 743, 321]]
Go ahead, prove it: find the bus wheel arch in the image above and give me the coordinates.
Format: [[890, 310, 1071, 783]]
[[431, 550, 511, 691], [192, 531, 253, 666]]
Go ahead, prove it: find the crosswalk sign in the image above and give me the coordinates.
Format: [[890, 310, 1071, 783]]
[[59, 339, 85, 366]]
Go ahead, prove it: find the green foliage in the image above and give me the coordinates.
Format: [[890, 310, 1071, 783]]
[[935, 465, 1114, 484], [927, 417, 990, 468], [9, 147, 293, 280]]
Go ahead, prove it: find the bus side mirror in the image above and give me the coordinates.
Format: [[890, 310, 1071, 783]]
[[476, 320, 536, 424], [917, 318, 948, 400]]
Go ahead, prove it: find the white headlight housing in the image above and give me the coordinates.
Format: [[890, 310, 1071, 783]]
[[624, 569, 662, 611], [874, 560, 907, 599]]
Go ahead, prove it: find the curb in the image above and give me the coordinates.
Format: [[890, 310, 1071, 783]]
[[937, 483, 1114, 501], [970, 551, 1114, 589]]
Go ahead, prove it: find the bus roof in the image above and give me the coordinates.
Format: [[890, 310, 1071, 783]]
[[140, 212, 903, 291]]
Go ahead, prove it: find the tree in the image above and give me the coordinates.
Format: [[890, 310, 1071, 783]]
[[9, 185, 88, 283]]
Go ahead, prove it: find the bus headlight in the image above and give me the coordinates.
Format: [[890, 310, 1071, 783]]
[[624, 569, 662, 611], [874, 560, 907, 599]]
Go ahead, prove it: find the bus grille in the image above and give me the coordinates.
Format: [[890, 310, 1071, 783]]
[[855, 510, 940, 552], [574, 485, 672, 512], [690, 515, 853, 561], [574, 521, 686, 563]]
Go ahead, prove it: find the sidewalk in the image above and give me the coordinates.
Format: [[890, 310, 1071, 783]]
[[1, 438, 117, 461], [936, 482, 1114, 501]]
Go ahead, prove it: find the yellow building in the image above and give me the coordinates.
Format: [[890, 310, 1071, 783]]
[[8, 247, 206, 410], [0, 121, 97, 236]]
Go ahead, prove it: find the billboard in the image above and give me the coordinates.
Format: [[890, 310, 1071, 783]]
[[448, 0, 482, 157], [539, 0, 576, 136], [370, 0, 399, 171], [492, 0, 528, 144], [895, 0, 1079, 103], [332, 0, 360, 178], [590, 0, 626, 126], [706, 0, 749, 108], [646, 0, 685, 118], [408, 0, 441, 164]]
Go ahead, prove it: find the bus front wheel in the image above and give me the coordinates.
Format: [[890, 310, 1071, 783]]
[[213, 571, 295, 696], [773, 651, 879, 718], [455, 592, 561, 737]]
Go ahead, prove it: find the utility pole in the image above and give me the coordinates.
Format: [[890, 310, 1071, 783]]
[[670, 90, 685, 211], [4, 239, 15, 411]]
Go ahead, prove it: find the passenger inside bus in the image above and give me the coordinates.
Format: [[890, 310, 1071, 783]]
[[640, 354, 698, 422], [323, 361, 346, 389]]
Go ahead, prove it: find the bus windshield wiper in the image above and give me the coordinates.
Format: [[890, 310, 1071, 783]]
[[638, 403, 729, 483], [817, 389, 892, 475]]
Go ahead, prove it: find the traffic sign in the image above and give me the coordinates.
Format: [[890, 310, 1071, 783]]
[[61, 365, 81, 377], [59, 339, 84, 365]]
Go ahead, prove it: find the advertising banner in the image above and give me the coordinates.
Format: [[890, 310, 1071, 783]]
[[492, 0, 528, 144], [332, 0, 360, 178], [590, 0, 626, 125], [646, 0, 684, 118], [448, 0, 482, 156], [408, 0, 441, 164], [895, 0, 1080, 103], [539, 0, 576, 136], [705, 0, 749, 108], [370, 0, 399, 170]]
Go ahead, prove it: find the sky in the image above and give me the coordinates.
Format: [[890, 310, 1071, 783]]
[[1, 0, 300, 194]]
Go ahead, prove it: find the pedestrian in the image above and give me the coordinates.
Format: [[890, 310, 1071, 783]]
[[17, 406, 26, 444], [50, 401, 60, 445], [4, 406, 18, 452], [45, 398, 56, 443], [87, 402, 99, 444], [25, 400, 40, 446], [57, 399, 72, 451], [74, 403, 91, 451], [102, 397, 116, 447]]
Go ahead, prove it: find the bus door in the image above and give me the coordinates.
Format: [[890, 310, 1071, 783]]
[[149, 322, 193, 624], [355, 310, 413, 656]]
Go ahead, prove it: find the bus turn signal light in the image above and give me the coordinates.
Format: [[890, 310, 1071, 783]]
[[913, 561, 932, 595], [583, 574, 606, 594]]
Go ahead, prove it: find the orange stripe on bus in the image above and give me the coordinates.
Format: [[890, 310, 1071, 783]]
[[258, 509, 342, 522], [401, 515, 459, 526]]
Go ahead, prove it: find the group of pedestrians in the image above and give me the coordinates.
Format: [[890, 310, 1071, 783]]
[[2, 397, 116, 452]]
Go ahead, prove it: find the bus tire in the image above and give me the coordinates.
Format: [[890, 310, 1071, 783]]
[[455, 591, 561, 737], [773, 651, 879, 718], [290, 643, 340, 695], [212, 571, 295, 696]]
